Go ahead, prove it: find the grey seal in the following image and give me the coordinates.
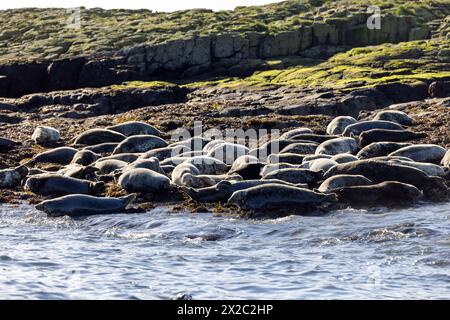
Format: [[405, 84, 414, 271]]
[[170, 136, 212, 151], [315, 137, 358, 155], [25, 173, 104, 196], [359, 129, 426, 147], [28, 147, 78, 165], [140, 146, 188, 161], [182, 156, 228, 175], [83, 143, 119, 154], [330, 154, 359, 163], [279, 142, 318, 155], [280, 127, 313, 139], [229, 155, 264, 180], [262, 168, 322, 185], [114, 158, 165, 176], [74, 129, 126, 146], [290, 134, 338, 144], [107, 121, 161, 137], [334, 181, 423, 207], [58, 164, 99, 180], [96, 153, 140, 164], [373, 110, 413, 126], [94, 159, 128, 175], [71, 150, 101, 166], [389, 144, 447, 164], [356, 142, 411, 159], [0, 137, 19, 153], [0, 165, 28, 188], [206, 143, 249, 165], [35, 194, 136, 217], [203, 140, 226, 154], [442, 149, 450, 167], [228, 184, 336, 210], [326, 116, 357, 135], [184, 179, 306, 203], [318, 174, 373, 192], [323, 160, 448, 200], [118, 168, 171, 193], [387, 159, 446, 177], [267, 153, 305, 165], [308, 159, 338, 172], [31, 126, 60, 145], [342, 120, 403, 137], [112, 135, 167, 154], [302, 154, 333, 163]]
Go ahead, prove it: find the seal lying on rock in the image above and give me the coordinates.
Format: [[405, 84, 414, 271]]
[[280, 142, 318, 155], [202, 140, 226, 154], [373, 110, 413, 126], [389, 144, 447, 164], [308, 159, 338, 172], [228, 184, 336, 210], [326, 116, 357, 135], [206, 143, 249, 165], [260, 163, 300, 176], [74, 129, 126, 146], [318, 174, 373, 192], [323, 160, 448, 200], [71, 150, 100, 166], [184, 179, 306, 203], [83, 143, 119, 155], [290, 134, 338, 144], [118, 168, 171, 193], [316, 137, 358, 155], [107, 121, 161, 137], [28, 147, 78, 165], [333, 181, 423, 207], [141, 146, 188, 161], [0, 166, 28, 188], [0, 137, 19, 153], [442, 150, 450, 167], [359, 129, 425, 147], [113, 135, 167, 154], [31, 126, 60, 145], [182, 156, 228, 175], [356, 142, 411, 159], [25, 173, 104, 196], [330, 154, 359, 164], [57, 164, 99, 180], [35, 194, 136, 217], [229, 155, 264, 180], [115, 158, 165, 176], [387, 160, 446, 177], [96, 153, 140, 164], [342, 120, 403, 137], [262, 168, 322, 185], [280, 127, 313, 139], [267, 153, 305, 165], [94, 159, 128, 175]]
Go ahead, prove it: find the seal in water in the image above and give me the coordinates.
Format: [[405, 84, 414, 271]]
[[118, 168, 171, 193], [372, 110, 413, 126], [342, 120, 403, 137], [318, 174, 373, 192], [228, 184, 336, 210], [0, 166, 28, 188], [113, 135, 167, 154], [359, 129, 426, 147], [74, 129, 126, 146], [356, 142, 411, 159], [333, 181, 423, 207], [262, 168, 322, 186], [323, 159, 448, 200], [315, 137, 358, 155], [326, 116, 357, 135], [183, 179, 305, 203], [28, 147, 78, 165], [389, 144, 447, 164], [107, 121, 161, 137], [71, 150, 100, 166], [31, 126, 60, 145], [35, 194, 136, 217], [25, 173, 104, 196]]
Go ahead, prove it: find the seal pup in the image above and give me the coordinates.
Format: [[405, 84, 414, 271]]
[[318, 174, 373, 192], [0, 166, 28, 188], [74, 129, 126, 146], [27, 147, 78, 165], [35, 194, 136, 217], [315, 137, 358, 155], [373, 110, 413, 126], [389, 144, 447, 164], [71, 150, 100, 166], [107, 121, 161, 137], [342, 120, 403, 137], [25, 173, 104, 196], [118, 168, 171, 193], [228, 184, 336, 210], [326, 116, 357, 135], [359, 129, 426, 147], [113, 135, 167, 154], [333, 181, 423, 207], [31, 126, 60, 145], [356, 142, 411, 159]]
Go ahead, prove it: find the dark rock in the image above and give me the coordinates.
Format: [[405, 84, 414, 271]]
[[375, 82, 428, 103], [47, 57, 86, 90]]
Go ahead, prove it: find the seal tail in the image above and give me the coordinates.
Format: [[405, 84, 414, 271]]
[[122, 193, 137, 207]]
